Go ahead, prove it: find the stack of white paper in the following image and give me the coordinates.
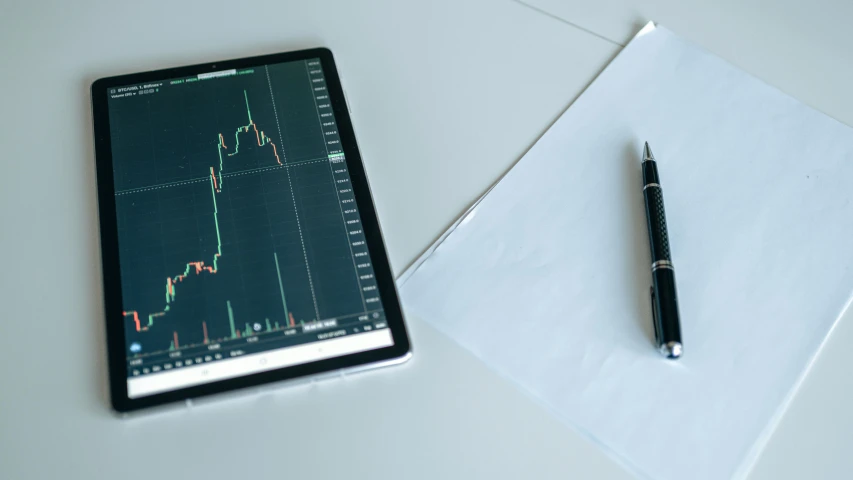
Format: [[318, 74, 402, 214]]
[[399, 24, 853, 480]]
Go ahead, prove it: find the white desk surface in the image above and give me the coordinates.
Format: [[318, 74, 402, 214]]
[[1, 0, 851, 478]]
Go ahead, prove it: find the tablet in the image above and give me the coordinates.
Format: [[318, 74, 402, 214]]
[[91, 48, 411, 412]]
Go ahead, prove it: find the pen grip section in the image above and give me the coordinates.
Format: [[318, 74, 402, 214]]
[[644, 187, 671, 261]]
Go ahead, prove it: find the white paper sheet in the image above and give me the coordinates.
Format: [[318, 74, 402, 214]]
[[398, 24, 853, 480]]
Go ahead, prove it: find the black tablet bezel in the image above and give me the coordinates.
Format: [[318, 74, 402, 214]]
[[92, 48, 411, 413]]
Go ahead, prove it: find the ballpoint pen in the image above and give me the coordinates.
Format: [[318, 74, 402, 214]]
[[642, 142, 683, 359]]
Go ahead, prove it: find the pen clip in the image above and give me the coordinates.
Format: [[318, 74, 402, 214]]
[[650, 286, 661, 346]]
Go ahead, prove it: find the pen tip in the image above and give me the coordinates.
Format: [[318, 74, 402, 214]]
[[643, 142, 655, 162]]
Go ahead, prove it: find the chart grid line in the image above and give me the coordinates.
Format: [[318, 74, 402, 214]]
[[115, 158, 330, 196]]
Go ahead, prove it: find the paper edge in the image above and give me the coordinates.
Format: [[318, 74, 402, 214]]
[[398, 19, 852, 480], [397, 20, 658, 286], [635, 20, 657, 38], [396, 185, 494, 285], [733, 291, 853, 479]]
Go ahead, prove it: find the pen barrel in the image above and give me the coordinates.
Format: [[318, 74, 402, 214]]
[[651, 268, 682, 345], [642, 163, 671, 262], [643, 158, 682, 352]]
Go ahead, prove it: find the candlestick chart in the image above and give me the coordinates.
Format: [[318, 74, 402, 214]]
[[108, 61, 383, 374]]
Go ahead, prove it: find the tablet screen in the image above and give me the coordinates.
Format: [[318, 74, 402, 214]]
[[106, 59, 393, 398]]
